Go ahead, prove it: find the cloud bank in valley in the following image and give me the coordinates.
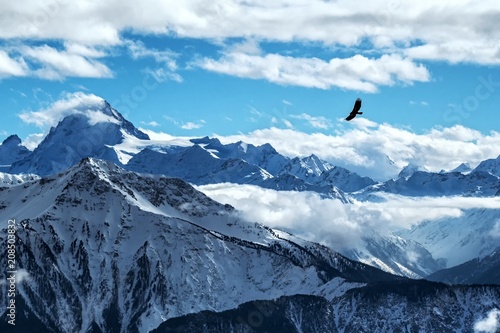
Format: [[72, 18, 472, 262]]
[[197, 183, 500, 251]]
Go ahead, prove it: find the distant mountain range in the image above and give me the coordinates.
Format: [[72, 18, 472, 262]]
[[0, 98, 499, 332]]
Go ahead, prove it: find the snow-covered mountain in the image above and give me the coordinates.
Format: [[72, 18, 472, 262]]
[[0, 158, 400, 333], [0, 134, 30, 170], [2, 102, 371, 201], [427, 250, 500, 285], [0, 171, 39, 187], [397, 208, 500, 267], [9, 100, 149, 176], [155, 282, 500, 333], [398, 162, 428, 179], [2, 98, 500, 283], [278, 154, 333, 181], [345, 232, 445, 279], [191, 136, 289, 175], [473, 154, 500, 177], [450, 162, 472, 174], [317, 165, 376, 192], [124, 140, 349, 202], [126, 145, 273, 185], [359, 170, 500, 197]]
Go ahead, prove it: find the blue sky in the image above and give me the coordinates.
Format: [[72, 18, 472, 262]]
[[1, 1, 499, 177]]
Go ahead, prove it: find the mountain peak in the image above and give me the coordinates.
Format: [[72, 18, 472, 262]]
[[9, 100, 149, 176], [473, 154, 500, 177], [1, 134, 22, 146], [450, 162, 472, 174], [398, 162, 428, 179], [0, 134, 30, 168]]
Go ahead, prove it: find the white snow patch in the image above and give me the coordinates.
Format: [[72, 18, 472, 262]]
[[474, 308, 500, 333]]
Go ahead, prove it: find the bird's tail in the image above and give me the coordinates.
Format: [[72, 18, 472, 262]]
[[357, 112, 363, 115]]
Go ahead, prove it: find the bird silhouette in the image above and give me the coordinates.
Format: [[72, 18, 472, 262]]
[[345, 98, 363, 121]]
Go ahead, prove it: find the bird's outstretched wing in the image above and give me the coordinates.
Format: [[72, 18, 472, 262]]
[[345, 98, 362, 121], [345, 113, 356, 121], [352, 98, 362, 113]]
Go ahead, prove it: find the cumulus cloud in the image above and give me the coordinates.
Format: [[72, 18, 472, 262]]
[[0, 43, 113, 80], [196, 183, 500, 251], [474, 309, 500, 333], [196, 52, 429, 92], [215, 123, 500, 180], [0, 1, 497, 88], [22, 44, 113, 80], [0, 50, 28, 78], [18, 92, 114, 128], [23, 133, 45, 150], [0, 1, 497, 65], [181, 120, 205, 130]]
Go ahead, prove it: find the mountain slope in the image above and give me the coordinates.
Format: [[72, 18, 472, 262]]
[[0, 171, 40, 186], [154, 281, 500, 333], [317, 165, 376, 192], [0, 158, 400, 333], [473, 154, 500, 177], [345, 233, 445, 279], [427, 250, 500, 285], [397, 208, 500, 267]]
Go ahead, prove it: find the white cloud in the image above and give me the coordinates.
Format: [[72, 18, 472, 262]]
[[474, 309, 500, 333], [21, 44, 113, 80], [0, 1, 497, 69], [282, 119, 294, 129], [490, 220, 500, 239], [215, 123, 500, 180], [0, 50, 28, 78], [181, 120, 205, 130], [126, 40, 177, 67], [196, 52, 429, 92], [197, 183, 500, 251], [18, 92, 114, 128], [141, 121, 161, 127], [23, 133, 45, 150], [163, 115, 206, 130], [410, 100, 429, 107], [142, 67, 183, 83], [0, 1, 497, 89], [291, 113, 332, 129]]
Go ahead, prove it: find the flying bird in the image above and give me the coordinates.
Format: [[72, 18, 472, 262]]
[[345, 98, 363, 121]]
